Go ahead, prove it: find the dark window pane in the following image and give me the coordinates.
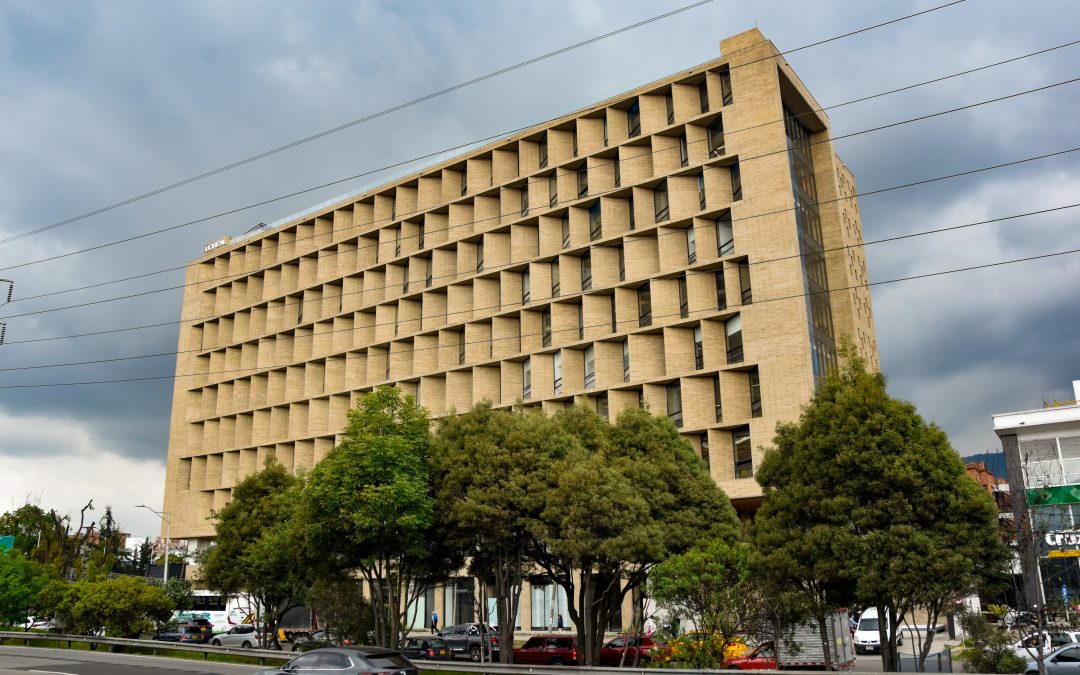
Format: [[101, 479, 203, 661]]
[[667, 382, 683, 428], [699, 81, 709, 113], [731, 163, 742, 201], [719, 68, 733, 106], [678, 275, 689, 319], [708, 117, 725, 157], [580, 253, 592, 291], [739, 261, 752, 304], [627, 100, 641, 137], [638, 283, 652, 327], [665, 91, 674, 125], [654, 182, 669, 222], [589, 202, 602, 240], [749, 367, 762, 418], [733, 427, 752, 478]]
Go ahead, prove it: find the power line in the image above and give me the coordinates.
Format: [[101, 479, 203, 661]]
[[4, 142, 1077, 342], [4, 71, 1076, 318], [12, 35, 1077, 305], [2, 201, 1077, 373], [3, 240, 1076, 390]]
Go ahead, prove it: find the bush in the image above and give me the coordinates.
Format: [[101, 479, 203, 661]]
[[38, 577, 174, 637], [958, 611, 1025, 674]]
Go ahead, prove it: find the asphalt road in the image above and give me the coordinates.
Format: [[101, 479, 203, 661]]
[[0, 646, 265, 675]]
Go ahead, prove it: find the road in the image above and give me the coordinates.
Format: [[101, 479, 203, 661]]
[[0, 646, 265, 675]]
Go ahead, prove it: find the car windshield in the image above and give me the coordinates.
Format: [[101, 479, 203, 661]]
[[858, 619, 880, 631]]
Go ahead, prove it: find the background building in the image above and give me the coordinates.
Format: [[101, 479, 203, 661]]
[[162, 28, 878, 629]]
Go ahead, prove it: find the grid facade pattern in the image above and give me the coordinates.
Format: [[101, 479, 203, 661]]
[[163, 29, 878, 540]]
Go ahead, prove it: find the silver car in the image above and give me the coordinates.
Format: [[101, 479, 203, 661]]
[[1026, 644, 1080, 675], [211, 624, 260, 648]]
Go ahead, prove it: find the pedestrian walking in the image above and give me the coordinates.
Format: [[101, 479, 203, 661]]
[[431, 609, 438, 634]]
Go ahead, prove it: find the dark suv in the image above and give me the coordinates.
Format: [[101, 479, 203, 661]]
[[514, 635, 578, 665], [438, 623, 499, 661]]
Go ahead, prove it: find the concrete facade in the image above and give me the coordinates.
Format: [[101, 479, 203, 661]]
[[162, 27, 878, 568]]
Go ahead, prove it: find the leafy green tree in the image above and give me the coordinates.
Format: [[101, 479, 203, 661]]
[[38, 576, 173, 637], [958, 611, 1025, 674], [307, 575, 375, 645], [300, 386, 444, 648], [202, 456, 311, 648], [432, 402, 576, 662], [752, 354, 1008, 672], [0, 552, 51, 627], [163, 578, 194, 615], [0, 504, 49, 557]]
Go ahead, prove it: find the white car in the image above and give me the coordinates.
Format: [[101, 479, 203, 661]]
[[19, 617, 55, 631], [210, 624, 260, 648], [1013, 632, 1080, 660]]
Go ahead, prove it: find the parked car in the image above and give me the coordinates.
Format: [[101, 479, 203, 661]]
[[291, 628, 354, 652], [724, 641, 778, 670], [514, 634, 578, 665], [599, 634, 662, 666], [852, 607, 902, 654], [1013, 631, 1080, 660], [255, 647, 418, 675], [210, 624, 260, 648], [1025, 644, 1080, 675], [178, 617, 214, 641], [19, 617, 55, 631], [438, 622, 499, 661], [402, 636, 452, 661], [156, 625, 213, 644]]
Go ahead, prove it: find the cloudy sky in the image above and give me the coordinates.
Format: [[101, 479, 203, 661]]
[[1, 0, 1078, 538]]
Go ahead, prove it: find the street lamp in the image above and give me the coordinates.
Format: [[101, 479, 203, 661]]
[[135, 505, 172, 585]]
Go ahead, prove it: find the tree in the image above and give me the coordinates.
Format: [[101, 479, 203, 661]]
[[299, 386, 445, 649], [307, 575, 375, 645], [0, 504, 49, 557], [201, 456, 311, 649], [0, 552, 51, 627], [38, 576, 173, 637], [530, 405, 740, 664], [163, 578, 194, 615], [752, 353, 1008, 672], [431, 402, 576, 662]]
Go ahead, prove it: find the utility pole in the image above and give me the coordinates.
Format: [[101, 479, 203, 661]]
[[135, 505, 172, 584]]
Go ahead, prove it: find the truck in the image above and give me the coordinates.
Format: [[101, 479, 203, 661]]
[[776, 610, 855, 670]]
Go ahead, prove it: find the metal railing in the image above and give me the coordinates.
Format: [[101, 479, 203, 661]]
[[0, 630, 290, 666]]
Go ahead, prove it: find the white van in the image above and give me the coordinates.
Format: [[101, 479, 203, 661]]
[[853, 608, 903, 654]]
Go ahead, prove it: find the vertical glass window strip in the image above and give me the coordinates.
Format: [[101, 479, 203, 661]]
[[610, 297, 617, 333], [708, 117, 725, 157], [580, 253, 592, 291], [418, 223, 425, 250], [385, 351, 391, 380], [665, 91, 675, 124], [731, 163, 743, 201], [425, 257, 433, 288], [627, 100, 641, 138], [678, 275, 689, 319], [578, 167, 588, 198], [699, 81, 709, 113], [733, 427, 752, 478], [679, 134, 689, 167], [603, 116, 609, 146], [654, 181, 669, 222], [561, 215, 571, 249], [542, 309, 552, 347], [521, 270, 531, 305], [618, 244, 626, 281], [523, 357, 532, 399], [521, 187, 529, 216], [719, 68, 733, 106], [628, 196, 636, 230], [577, 303, 584, 340], [725, 314, 743, 363], [700, 433, 710, 469], [553, 350, 562, 394], [584, 344, 596, 389], [749, 367, 762, 418], [402, 266, 409, 294], [551, 261, 560, 297], [394, 229, 401, 257], [390, 196, 396, 221], [571, 130, 579, 157], [622, 339, 630, 382], [697, 174, 706, 211], [549, 174, 558, 208], [716, 270, 727, 310], [614, 160, 621, 188], [739, 261, 752, 304], [666, 381, 683, 427], [686, 227, 697, 264], [596, 392, 609, 420], [716, 213, 734, 256], [476, 241, 484, 272], [458, 331, 466, 365], [589, 202, 602, 241], [638, 283, 652, 327], [713, 375, 722, 422], [693, 326, 704, 369], [461, 166, 468, 196], [539, 134, 548, 169]]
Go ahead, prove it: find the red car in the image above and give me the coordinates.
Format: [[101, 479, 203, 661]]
[[514, 635, 578, 665], [599, 634, 663, 666], [723, 642, 777, 670]]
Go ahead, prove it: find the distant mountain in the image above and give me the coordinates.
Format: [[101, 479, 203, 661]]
[[962, 451, 1008, 480]]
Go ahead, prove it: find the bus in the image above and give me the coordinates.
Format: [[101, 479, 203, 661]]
[[176, 591, 255, 634]]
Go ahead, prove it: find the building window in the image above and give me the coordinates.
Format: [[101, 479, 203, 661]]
[[739, 261, 752, 305], [402, 267, 409, 294], [679, 134, 689, 167], [476, 241, 484, 272], [614, 160, 621, 188], [731, 163, 742, 201], [523, 357, 532, 399], [622, 339, 630, 382], [521, 269, 531, 305], [539, 134, 548, 169], [693, 325, 704, 369], [549, 174, 558, 208], [654, 181, 669, 222], [551, 261, 560, 297], [700, 433, 710, 469], [385, 352, 391, 380], [577, 303, 584, 340], [627, 100, 641, 138], [418, 223, 425, 250], [602, 115, 609, 146], [610, 297, 617, 332], [725, 314, 743, 363], [596, 392, 609, 420], [521, 187, 529, 216], [561, 215, 571, 249], [733, 427, 752, 478], [584, 344, 596, 389], [589, 202, 602, 241], [580, 252, 592, 291], [699, 81, 709, 113], [389, 196, 396, 221], [638, 283, 652, 327], [458, 331, 466, 365], [461, 166, 468, 196], [713, 375, 722, 422], [749, 367, 762, 418], [686, 227, 697, 264], [618, 244, 626, 281], [665, 90, 675, 125], [571, 129, 578, 157], [394, 229, 401, 257], [628, 196, 635, 230], [542, 308, 552, 347], [697, 173, 706, 211], [667, 381, 683, 428], [716, 271, 727, 310], [678, 275, 689, 319], [708, 117, 725, 157], [425, 257, 433, 288], [716, 212, 734, 256], [553, 350, 563, 394], [578, 167, 588, 198], [719, 67, 733, 106]]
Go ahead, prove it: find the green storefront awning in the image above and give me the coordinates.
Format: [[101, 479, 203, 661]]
[[1028, 485, 1080, 506]]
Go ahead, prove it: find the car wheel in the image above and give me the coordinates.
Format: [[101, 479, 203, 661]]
[[242, 641, 252, 648], [470, 646, 482, 662], [550, 658, 565, 666], [211, 639, 221, 646]]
